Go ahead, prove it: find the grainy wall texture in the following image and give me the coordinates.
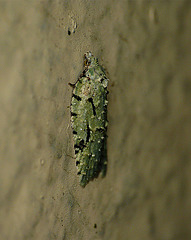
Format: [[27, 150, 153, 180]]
[[0, 1, 191, 240]]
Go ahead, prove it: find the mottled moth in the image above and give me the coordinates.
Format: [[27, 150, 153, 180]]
[[70, 52, 109, 187]]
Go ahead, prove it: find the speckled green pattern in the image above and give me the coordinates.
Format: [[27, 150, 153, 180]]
[[71, 52, 109, 187]]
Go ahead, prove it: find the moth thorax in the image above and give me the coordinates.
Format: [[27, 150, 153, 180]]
[[82, 85, 91, 96]]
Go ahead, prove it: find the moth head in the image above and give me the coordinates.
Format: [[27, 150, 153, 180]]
[[84, 51, 98, 67]]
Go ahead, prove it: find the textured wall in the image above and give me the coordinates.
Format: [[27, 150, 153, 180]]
[[0, 0, 191, 239]]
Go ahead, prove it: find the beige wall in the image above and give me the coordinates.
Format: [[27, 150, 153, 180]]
[[0, 1, 191, 239]]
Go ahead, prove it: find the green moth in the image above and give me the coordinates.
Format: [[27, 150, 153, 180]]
[[70, 52, 109, 187]]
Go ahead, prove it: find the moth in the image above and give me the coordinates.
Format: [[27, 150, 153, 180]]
[[70, 52, 109, 187]]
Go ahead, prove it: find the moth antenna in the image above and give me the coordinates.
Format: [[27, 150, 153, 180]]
[[68, 82, 75, 88]]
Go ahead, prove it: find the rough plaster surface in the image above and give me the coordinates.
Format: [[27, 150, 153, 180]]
[[0, 0, 191, 239]]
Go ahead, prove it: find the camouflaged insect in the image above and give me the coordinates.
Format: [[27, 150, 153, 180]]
[[70, 52, 109, 187]]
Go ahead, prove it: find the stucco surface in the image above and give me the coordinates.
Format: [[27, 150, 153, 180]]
[[0, 1, 191, 239]]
